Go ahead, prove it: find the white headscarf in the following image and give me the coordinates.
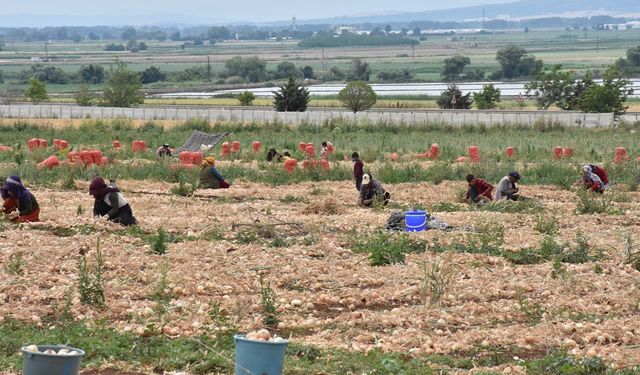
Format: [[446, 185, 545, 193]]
[[582, 165, 602, 184], [362, 174, 371, 186]]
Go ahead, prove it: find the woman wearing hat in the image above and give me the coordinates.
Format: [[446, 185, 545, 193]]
[[156, 143, 174, 159], [200, 157, 230, 189], [1, 175, 40, 222], [496, 171, 522, 201], [89, 176, 137, 226], [358, 173, 390, 207]]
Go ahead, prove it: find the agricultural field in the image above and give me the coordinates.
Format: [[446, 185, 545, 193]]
[[1, 29, 639, 96], [0, 118, 639, 374]]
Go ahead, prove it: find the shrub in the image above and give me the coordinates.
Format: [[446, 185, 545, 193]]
[[575, 191, 619, 215], [419, 254, 456, 306], [354, 232, 426, 266], [534, 214, 559, 235], [77, 241, 106, 307]]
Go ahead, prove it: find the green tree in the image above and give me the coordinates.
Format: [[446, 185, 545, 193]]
[[207, 26, 231, 41], [338, 80, 378, 113], [577, 65, 633, 118], [275, 62, 301, 79], [496, 45, 542, 79], [437, 85, 472, 109], [323, 66, 344, 81], [141, 66, 166, 84], [101, 60, 144, 107], [349, 59, 371, 81], [224, 56, 268, 83], [78, 64, 105, 84], [301, 66, 314, 79], [25, 79, 48, 103], [413, 27, 421, 36], [441, 55, 471, 81], [121, 27, 137, 41], [237, 91, 256, 106], [525, 65, 577, 110], [473, 84, 501, 109], [273, 77, 310, 112], [74, 84, 97, 106], [626, 46, 640, 66]]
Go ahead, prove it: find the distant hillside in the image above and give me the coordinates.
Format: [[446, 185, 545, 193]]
[[293, 0, 640, 25]]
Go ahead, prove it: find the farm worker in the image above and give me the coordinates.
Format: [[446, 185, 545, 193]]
[[321, 142, 329, 161], [89, 176, 137, 226], [199, 157, 230, 189], [581, 165, 606, 193], [352, 152, 365, 191], [584, 164, 609, 189], [359, 173, 391, 207], [267, 148, 283, 162], [156, 144, 174, 159], [463, 174, 494, 205], [496, 171, 522, 201], [0, 175, 40, 222]]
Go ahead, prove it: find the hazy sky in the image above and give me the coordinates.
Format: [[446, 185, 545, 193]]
[[1, 0, 516, 23]]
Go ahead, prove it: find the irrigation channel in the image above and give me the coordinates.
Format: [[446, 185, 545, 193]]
[[155, 79, 640, 99]]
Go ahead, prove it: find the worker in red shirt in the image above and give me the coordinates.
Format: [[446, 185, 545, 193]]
[[352, 152, 364, 191], [463, 174, 494, 205]]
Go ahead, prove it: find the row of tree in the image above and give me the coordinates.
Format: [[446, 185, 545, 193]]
[[442, 45, 541, 81], [15, 64, 165, 85], [25, 61, 143, 107], [525, 65, 633, 117]]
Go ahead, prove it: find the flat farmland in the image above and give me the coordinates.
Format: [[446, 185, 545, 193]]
[[0, 119, 639, 373]]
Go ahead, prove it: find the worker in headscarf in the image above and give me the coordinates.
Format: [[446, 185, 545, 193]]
[[200, 157, 230, 189], [581, 165, 606, 193], [156, 144, 174, 159], [496, 171, 522, 201], [584, 164, 609, 190], [1, 175, 40, 222], [463, 174, 494, 205], [359, 173, 390, 207], [266, 148, 283, 162], [89, 176, 137, 226]]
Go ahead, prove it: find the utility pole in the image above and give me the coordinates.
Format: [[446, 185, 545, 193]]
[[207, 56, 211, 81]]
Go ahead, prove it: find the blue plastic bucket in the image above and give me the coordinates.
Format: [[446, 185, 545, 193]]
[[405, 210, 427, 232], [234, 334, 289, 375], [21, 345, 84, 375]]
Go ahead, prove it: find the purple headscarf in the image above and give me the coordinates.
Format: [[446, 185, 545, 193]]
[[89, 176, 118, 199], [2, 176, 29, 201]]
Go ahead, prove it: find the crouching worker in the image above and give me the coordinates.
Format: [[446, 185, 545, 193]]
[[267, 148, 283, 162], [464, 174, 494, 205], [89, 176, 137, 226], [156, 144, 174, 159], [496, 171, 522, 201], [200, 157, 230, 189], [359, 173, 390, 207], [1, 175, 40, 222], [581, 165, 606, 193]]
